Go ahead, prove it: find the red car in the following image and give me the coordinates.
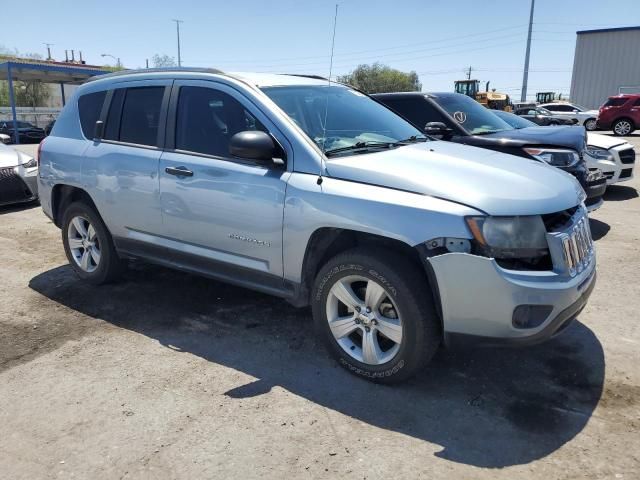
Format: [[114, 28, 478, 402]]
[[597, 94, 640, 136]]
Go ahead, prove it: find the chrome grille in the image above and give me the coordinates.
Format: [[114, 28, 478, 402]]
[[559, 215, 594, 276]]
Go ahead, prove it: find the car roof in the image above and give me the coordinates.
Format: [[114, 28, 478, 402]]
[[84, 68, 332, 88]]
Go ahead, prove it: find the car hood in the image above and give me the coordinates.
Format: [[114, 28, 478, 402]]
[[0, 144, 21, 168], [326, 141, 583, 216], [587, 132, 628, 149], [480, 125, 586, 151]]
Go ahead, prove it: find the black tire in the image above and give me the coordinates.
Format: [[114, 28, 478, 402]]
[[612, 118, 635, 136], [61, 201, 124, 284], [584, 118, 597, 131], [311, 247, 441, 384], [549, 121, 559, 126]]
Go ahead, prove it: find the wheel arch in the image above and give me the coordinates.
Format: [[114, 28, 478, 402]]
[[51, 184, 101, 228], [294, 228, 443, 327]]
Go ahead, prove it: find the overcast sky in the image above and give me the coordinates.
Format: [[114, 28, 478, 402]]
[[4, 0, 640, 99]]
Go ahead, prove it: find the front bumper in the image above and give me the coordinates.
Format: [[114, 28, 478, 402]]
[[0, 165, 38, 206], [585, 146, 636, 185], [427, 250, 596, 345]]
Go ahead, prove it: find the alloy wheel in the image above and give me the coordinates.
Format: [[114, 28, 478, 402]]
[[326, 275, 403, 365], [585, 119, 597, 131], [67, 216, 101, 273], [614, 120, 632, 136]]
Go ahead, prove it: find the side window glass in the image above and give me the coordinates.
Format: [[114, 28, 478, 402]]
[[175, 86, 266, 157], [78, 90, 107, 139], [117, 87, 164, 146], [633, 98, 640, 107], [104, 89, 125, 141]]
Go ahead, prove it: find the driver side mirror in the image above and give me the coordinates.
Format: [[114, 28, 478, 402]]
[[424, 121, 452, 138], [229, 131, 285, 166]]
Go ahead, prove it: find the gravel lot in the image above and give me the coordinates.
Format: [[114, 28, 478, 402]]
[[1, 138, 639, 479]]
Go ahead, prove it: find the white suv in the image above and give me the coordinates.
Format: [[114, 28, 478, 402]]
[[540, 103, 599, 131]]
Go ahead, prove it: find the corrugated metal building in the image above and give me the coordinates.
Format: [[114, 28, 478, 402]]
[[570, 26, 640, 109]]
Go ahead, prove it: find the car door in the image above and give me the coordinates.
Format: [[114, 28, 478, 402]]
[[81, 80, 171, 242], [158, 80, 290, 287]]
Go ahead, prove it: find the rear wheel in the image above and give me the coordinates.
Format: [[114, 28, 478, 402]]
[[613, 118, 634, 136], [62, 201, 124, 284], [584, 118, 597, 131], [312, 248, 441, 383]]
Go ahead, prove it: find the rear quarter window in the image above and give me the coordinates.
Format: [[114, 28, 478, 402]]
[[604, 97, 630, 107], [78, 91, 107, 139]]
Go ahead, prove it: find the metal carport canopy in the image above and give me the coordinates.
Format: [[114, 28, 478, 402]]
[[0, 59, 111, 143]]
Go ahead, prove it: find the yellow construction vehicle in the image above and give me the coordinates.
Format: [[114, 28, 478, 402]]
[[454, 79, 512, 112]]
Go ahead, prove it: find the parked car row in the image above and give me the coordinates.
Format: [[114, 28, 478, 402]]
[[511, 94, 640, 136], [373, 91, 608, 211], [494, 110, 636, 185], [30, 68, 617, 384]]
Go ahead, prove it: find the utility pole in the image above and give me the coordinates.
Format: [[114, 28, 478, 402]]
[[146, 58, 149, 69], [466, 66, 473, 80], [44, 43, 53, 60], [521, 0, 535, 102], [172, 19, 184, 67]]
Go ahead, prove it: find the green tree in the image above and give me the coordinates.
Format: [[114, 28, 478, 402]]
[[152, 54, 177, 68], [337, 63, 422, 94]]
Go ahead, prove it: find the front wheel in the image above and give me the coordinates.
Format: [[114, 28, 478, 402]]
[[312, 248, 441, 383], [613, 118, 634, 136], [584, 118, 597, 131]]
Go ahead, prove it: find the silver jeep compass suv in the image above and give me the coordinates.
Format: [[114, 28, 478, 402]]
[[38, 69, 596, 383]]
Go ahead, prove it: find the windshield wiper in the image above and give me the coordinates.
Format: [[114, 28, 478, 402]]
[[392, 135, 429, 145], [324, 141, 393, 157]]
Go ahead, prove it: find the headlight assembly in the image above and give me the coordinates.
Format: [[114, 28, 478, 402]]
[[523, 147, 580, 167], [585, 145, 613, 161], [466, 215, 548, 258]]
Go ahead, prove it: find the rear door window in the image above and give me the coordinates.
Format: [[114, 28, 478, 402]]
[[103, 87, 165, 146], [78, 90, 107, 139], [119, 87, 165, 146]]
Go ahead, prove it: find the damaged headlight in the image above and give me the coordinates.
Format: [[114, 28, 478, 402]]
[[465, 216, 548, 258], [585, 145, 613, 161], [523, 147, 580, 167]]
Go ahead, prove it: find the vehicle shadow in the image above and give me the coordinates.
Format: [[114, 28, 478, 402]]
[[0, 200, 39, 215], [29, 262, 605, 468], [604, 185, 638, 201], [589, 218, 610, 241]]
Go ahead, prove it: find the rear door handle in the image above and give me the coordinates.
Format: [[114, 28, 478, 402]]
[[165, 166, 193, 177]]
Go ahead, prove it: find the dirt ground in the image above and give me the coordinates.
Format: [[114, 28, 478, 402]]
[[1, 139, 639, 479]]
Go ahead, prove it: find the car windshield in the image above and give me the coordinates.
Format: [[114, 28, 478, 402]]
[[493, 110, 537, 129], [431, 93, 513, 135], [260, 85, 425, 155]]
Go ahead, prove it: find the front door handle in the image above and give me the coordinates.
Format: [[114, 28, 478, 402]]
[[165, 166, 193, 177]]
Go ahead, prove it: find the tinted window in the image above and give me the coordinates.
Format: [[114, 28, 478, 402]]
[[78, 91, 107, 138], [378, 97, 449, 130], [633, 98, 640, 107], [548, 104, 572, 112], [104, 89, 125, 141], [604, 97, 629, 107], [431, 93, 512, 135], [118, 87, 164, 146], [175, 86, 266, 157]]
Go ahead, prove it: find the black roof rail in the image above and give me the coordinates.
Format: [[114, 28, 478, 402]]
[[84, 67, 224, 83]]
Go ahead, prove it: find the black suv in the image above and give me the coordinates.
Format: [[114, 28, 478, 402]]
[[373, 92, 606, 211]]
